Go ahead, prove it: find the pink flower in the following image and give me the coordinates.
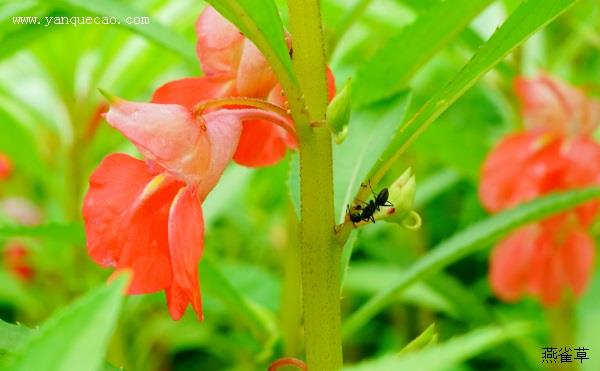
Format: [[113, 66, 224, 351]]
[[480, 75, 600, 306], [152, 6, 335, 167]]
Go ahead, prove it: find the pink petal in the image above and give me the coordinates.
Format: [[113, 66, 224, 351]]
[[166, 187, 204, 320], [236, 39, 278, 97], [195, 6, 243, 79], [515, 75, 599, 136], [105, 99, 209, 181], [196, 110, 243, 199]]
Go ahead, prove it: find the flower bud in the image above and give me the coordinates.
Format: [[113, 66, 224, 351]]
[[326, 80, 351, 144], [377, 168, 421, 229]]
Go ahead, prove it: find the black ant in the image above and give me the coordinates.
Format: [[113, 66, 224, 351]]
[[346, 181, 394, 224]]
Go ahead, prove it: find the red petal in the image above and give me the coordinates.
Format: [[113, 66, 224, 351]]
[[166, 187, 204, 320], [232, 119, 290, 167], [479, 133, 566, 212], [83, 154, 157, 268], [236, 39, 278, 97], [527, 232, 562, 306], [558, 227, 595, 297], [489, 225, 538, 302], [83, 154, 184, 294], [152, 77, 234, 111]]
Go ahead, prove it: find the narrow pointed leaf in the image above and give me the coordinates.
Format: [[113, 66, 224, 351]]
[[353, 0, 493, 106], [345, 323, 532, 370], [368, 0, 579, 188]]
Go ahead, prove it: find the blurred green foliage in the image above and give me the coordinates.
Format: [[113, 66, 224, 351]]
[[0, 0, 599, 370]]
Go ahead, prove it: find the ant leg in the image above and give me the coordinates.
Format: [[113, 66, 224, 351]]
[[369, 215, 376, 224], [367, 179, 377, 200]]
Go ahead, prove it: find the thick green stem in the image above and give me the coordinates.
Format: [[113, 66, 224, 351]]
[[281, 206, 303, 357], [547, 299, 578, 371], [287, 0, 343, 369]]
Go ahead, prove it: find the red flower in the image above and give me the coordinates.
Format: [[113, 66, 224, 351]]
[[0, 152, 12, 181], [83, 99, 251, 320], [480, 75, 600, 306], [2, 242, 34, 282], [152, 6, 335, 167]]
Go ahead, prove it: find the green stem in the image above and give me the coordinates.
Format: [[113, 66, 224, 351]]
[[287, 0, 343, 369], [281, 206, 303, 357], [547, 298, 578, 371]]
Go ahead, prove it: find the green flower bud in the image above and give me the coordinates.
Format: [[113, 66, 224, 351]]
[[326, 80, 351, 144], [376, 168, 421, 229]]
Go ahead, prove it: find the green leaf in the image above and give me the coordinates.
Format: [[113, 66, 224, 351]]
[[0, 320, 32, 355], [399, 323, 438, 355], [203, 0, 297, 93], [342, 187, 600, 339], [0, 224, 85, 245], [353, 0, 493, 106], [369, 0, 579, 186], [201, 258, 275, 341], [333, 91, 411, 222], [7, 274, 128, 371], [54, 0, 196, 64], [344, 264, 455, 315], [345, 323, 532, 370]]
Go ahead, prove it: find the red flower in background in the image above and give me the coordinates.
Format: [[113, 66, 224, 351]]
[[0, 152, 12, 181], [480, 75, 600, 306], [3, 242, 34, 282], [152, 6, 335, 167]]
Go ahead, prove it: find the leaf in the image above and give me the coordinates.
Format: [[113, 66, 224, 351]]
[[202, 0, 297, 93], [0, 224, 85, 245], [399, 323, 438, 355], [343, 264, 455, 315], [353, 0, 493, 106], [369, 0, 579, 187], [0, 2, 51, 60], [345, 323, 532, 370], [0, 320, 32, 355], [342, 187, 600, 339], [333, 91, 411, 222], [7, 274, 128, 371], [201, 258, 275, 341], [53, 0, 196, 64]]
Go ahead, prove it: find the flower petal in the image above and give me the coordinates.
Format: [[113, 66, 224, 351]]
[[515, 75, 599, 136], [104, 99, 211, 184], [83, 154, 185, 293], [196, 110, 243, 198], [479, 133, 565, 212], [152, 77, 234, 111], [83, 154, 158, 268], [232, 119, 291, 167], [236, 39, 278, 97], [195, 6, 243, 79], [166, 187, 204, 320], [558, 227, 595, 297], [489, 225, 538, 302], [118, 172, 184, 294]]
